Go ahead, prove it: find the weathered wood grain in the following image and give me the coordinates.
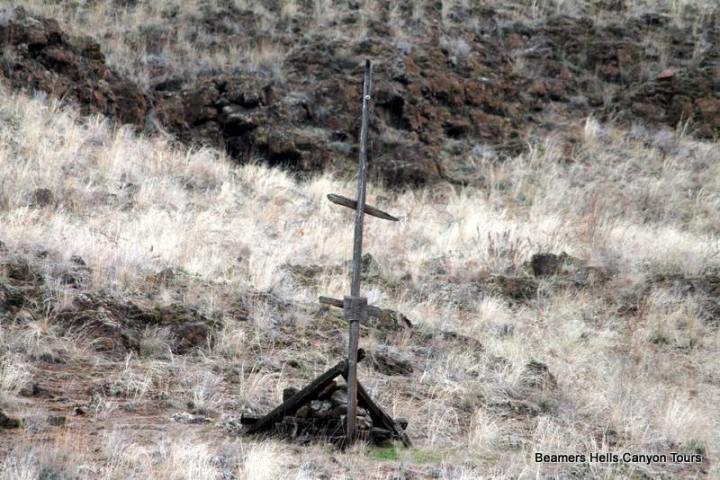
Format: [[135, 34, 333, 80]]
[[327, 194, 399, 221]]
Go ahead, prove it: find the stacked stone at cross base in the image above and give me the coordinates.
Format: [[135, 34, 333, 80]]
[[267, 382, 407, 445]]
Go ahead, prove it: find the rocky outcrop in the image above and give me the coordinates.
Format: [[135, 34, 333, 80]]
[[0, 7, 151, 125], [608, 69, 720, 138], [55, 294, 219, 356], [0, 252, 220, 357], [2, 5, 718, 186]]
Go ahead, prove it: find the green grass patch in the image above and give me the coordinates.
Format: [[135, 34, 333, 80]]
[[367, 446, 399, 461], [411, 449, 444, 464], [366, 446, 445, 464]]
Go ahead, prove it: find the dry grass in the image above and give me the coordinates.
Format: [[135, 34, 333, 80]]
[[2, 87, 718, 311], [1, 433, 296, 480]]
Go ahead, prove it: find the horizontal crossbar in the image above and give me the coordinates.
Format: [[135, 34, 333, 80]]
[[319, 296, 384, 317], [327, 194, 399, 221]]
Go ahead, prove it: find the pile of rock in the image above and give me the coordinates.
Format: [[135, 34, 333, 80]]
[[244, 381, 408, 445]]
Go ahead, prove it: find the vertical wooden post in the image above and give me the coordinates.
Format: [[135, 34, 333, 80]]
[[346, 59, 372, 445], [248, 59, 410, 448]]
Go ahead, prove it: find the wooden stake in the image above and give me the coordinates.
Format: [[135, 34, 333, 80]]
[[346, 59, 373, 445]]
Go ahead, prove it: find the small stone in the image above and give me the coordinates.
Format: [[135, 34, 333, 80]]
[[18, 382, 40, 397], [395, 417, 408, 430], [13, 309, 34, 324], [172, 322, 211, 354], [356, 413, 373, 430], [47, 415, 66, 426], [485, 275, 538, 300], [330, 387, 348, 406], [4, 257, 33, 282], [529, 252, 577, 277], [0, 410, 20, 429], [360, 253, 381, 275], [70, 255, 86, 266], [171, 412, 210, 424], [369, 347, 414, 376], [310, 400, 333, 415], [29, 188, 54, 208], [38, 352, 65, 364], [330, 405, 346, 416], [283, 387, 299, 402], [296, 405, 312, 418], [521, 360, 558, 392]]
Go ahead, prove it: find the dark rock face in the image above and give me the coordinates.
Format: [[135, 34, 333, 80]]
[[151, 5, 720, 177], [2, 6, 718, 187], [0, 7, 150, 125], [609, 69, 720, 138], [145, 9, 719, 185]]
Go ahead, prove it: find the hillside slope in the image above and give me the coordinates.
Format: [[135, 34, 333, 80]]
[[1, 1, 719, 479], [1, 86, 719, 479]]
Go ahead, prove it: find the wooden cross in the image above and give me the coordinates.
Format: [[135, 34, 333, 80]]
[[245, 60, 410, 448]]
